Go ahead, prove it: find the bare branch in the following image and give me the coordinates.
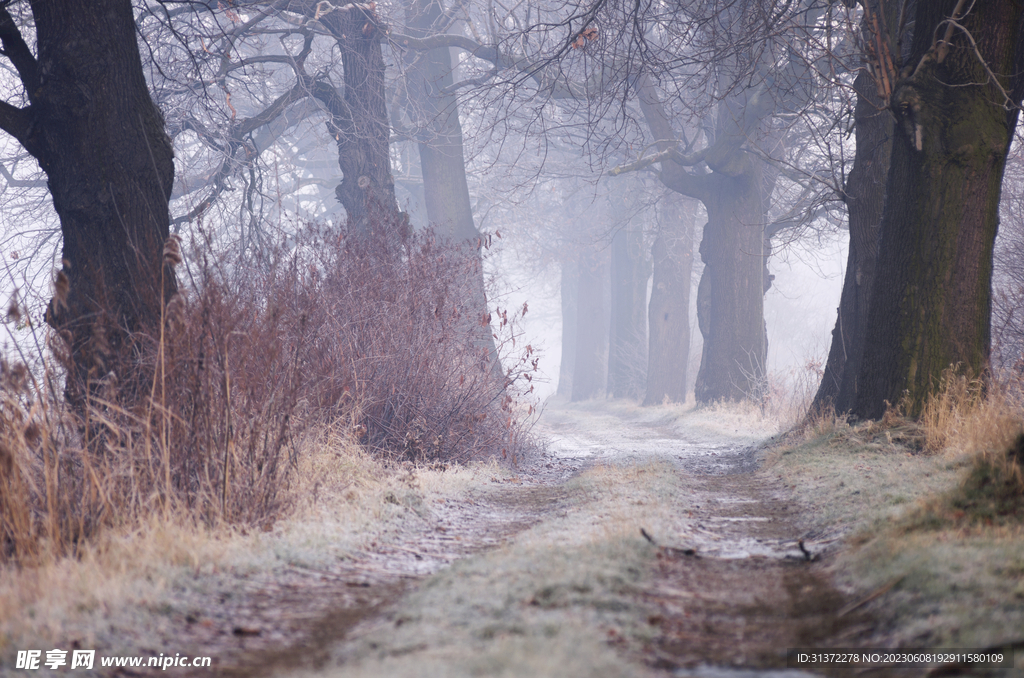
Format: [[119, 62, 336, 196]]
[[0, 160, 45, 189], [0, 100, 34, 152], [608, 145, 708, 176], [0, 8, 39, 96]]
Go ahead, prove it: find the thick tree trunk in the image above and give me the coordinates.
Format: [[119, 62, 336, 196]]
[[571, 248, 608, 401], [693, 170, 769, 403], [404, 0, 502, 379], [853, 0, 1024, 419], [0, 2, 175, 396], [644, 194, 695, 405], [812, 69, 893, 414], [315, 5, 399, 238], [639, 83, 772, 404], [607, 224, 650, 399], [558, 258, 578, 398]]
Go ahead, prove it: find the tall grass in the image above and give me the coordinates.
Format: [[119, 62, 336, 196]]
[[0, 218, 537, 564]]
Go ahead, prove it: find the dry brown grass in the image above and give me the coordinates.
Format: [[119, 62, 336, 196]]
[[916, 370, 1022, 456], [0, 426, 503, 663]]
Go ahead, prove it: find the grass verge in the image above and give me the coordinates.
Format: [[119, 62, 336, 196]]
[[766, 390, 1024, 651]]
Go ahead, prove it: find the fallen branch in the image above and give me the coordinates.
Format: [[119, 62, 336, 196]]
[[639, 527, 698, 557], [837, 576, 904, 617]]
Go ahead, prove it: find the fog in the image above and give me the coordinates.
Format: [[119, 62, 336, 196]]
[[1, 1, 1022, 415]]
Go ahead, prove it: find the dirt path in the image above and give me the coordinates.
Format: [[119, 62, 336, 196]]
[[174, 404, 881, 678]]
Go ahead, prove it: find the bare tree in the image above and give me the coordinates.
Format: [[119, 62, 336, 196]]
[[645, 191, 696, 405]]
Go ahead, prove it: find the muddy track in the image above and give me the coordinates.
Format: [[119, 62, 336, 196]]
[[169, 405, 888, 678], [173, 477, 576, 677]]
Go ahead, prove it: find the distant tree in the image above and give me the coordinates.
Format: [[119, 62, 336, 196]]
[[149, 1, 401, 245], [584, 0, 851, 405], [300, 0, 402, 238], [399, 0, 503, 376], [0, 1, 176, 396], [607, 217, 649, 400], [628, 76, 777, 404], [644, 191, 696, 405]]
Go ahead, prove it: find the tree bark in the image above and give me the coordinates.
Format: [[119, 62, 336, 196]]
[[812, 68, 893, 414], [313, 3, 400, 239], [644, 194, 695, 405], [0, 1, 175, 396], [853, 0, 1024, 419], [571, 247, 608, 401], [607, 223, 650, 399]]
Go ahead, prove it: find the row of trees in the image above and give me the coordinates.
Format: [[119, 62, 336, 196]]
[[1, 0, 1022, 422], [539, 0, 1024, 417]]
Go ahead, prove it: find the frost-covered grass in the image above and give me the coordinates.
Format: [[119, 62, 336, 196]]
[[766, 387, 1024, 651], [0, 428, 506, 670]]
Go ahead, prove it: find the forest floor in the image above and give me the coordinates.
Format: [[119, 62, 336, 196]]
[[2, 400, 1022, 677]]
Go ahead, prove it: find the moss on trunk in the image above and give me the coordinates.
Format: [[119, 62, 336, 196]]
[[853, 0, 1024, 419]]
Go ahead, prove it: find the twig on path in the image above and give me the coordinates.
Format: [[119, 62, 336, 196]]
[[640, 527, 698, 557], [640, 527, 657, 545], [837, 576, 904, 617]]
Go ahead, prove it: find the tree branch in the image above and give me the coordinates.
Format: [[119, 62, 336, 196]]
[[235, 78, 310, 137], [609, 145, 708, 176], [0, 9, 39, 97], [310, 77, 353, 128], [0, 159, 45, 189], [391, 31, 500, 65], [0, 100, 35, 152], [391, 31, 611, 100], [635, 76, 713, 201]]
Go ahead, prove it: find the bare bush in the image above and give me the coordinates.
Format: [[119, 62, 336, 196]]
[[293, 219, 538, 464], [0, 216, 538, 564]]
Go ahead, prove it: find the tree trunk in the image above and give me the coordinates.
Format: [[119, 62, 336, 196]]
[[314, 4, 399, 239], [812, 68, 893, 414], [693, 171, 769, 403], [607, 223, 650, 399], [558, 258, 578, 398], [853, 0, 1024, 419], [0, 1, 176, 397], [571, 247, 608, 401], [638, 82, 772, 405], [644, 194, 695, 405], [404, 0, 502, 380]]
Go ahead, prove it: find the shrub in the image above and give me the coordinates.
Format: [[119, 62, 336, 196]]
[[0, 216, 537, 563]]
